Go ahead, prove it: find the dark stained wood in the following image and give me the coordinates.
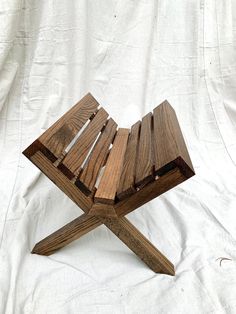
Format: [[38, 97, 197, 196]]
[[100, 216, 175, 275], [39, 93, 99, 159], [153, 100, 195, 178], [94, 128, 129, 204], [23, 139, 57, 162], [32, 213, 101, 255], [117, 121, 141, 200], [135, 112, 154, 188], [88, 203, 118, 217], [30, 151, 93, 212], [76, 118, 117, 195], [30, 168, 186, 264], [61, 108, 109, 176], [32, 208, 174, 274], [115, 168, 186, 216], [23, 94, 195, 275]]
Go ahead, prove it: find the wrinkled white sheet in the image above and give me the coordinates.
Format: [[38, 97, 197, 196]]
[[1, 1, 236, 313]]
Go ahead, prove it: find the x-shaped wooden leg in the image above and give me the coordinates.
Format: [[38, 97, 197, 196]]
[[29, 150, 187, 276], [32, 209, 174, 275]]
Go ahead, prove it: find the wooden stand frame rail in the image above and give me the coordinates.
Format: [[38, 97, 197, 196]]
[[23, 93, 195, 276]]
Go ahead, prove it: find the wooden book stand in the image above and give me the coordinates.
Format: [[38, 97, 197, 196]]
[[23, 93, 194, 276]]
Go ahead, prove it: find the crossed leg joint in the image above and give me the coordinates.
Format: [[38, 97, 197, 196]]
[[32, 204, 175, 276]]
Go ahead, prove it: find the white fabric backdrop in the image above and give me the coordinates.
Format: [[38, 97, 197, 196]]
[[0, 1, 236, 313]]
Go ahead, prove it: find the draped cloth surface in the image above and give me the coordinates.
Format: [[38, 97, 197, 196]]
[[0, 1, 236, 313]]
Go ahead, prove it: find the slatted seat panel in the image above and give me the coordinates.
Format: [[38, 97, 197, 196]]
[[116, 112, 156, 201], [39, 93, 99, 159], [58, 107, 109, 178], [75, 118, 118, 195], [24, 95, 194, 203], [24, 96, 112, 195], [115, 101, 195, 202]]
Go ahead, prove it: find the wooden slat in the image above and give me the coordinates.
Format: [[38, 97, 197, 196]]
[[76, 118, 117, 195], [38, 93, 99, 159], [94, 128, 129, 204], [135, 112, 154, 188], [61, 108, 109, 176], [153, 100, 195, 178], [116, 120, 141, 200]]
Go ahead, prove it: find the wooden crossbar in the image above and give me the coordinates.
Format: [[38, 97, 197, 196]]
[[23, 93, 195, 275]]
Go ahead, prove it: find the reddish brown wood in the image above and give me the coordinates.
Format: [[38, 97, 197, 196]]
[[135, 112, 154, 188], [32, 208, 174, 274], [23, 94, 195, 276], [153, 100, 194, 178], [100, 216, 175, 275], [76, 118, 117, 195], [23, 139, 57, 162], [88, 203, 118, 217], [30, 152, 185, 230], [115, 168, 186, 217], [94, 128, 129, 204], [61, 108, 109, 176], [30, 151, 93, 212], [39, 93, 99, 159], [30, 168, 185, 274], [32, 213, 101, 255], [117, 121, 141, 200]]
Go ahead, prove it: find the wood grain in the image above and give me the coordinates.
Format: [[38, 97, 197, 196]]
[[32, 209, 174, 275], [39, 93, 99, 158], [88, 203, 118, 217], [117, 121, 141, 200], [153, 100, 195, 178], [76, 118, 117, 195], [115, 168, 186, 217], [61, 108, 109, 175], [23, 139, 57, 162], [30, 153, 186, 219], [30, 151, 93, 212], [23, 95, 196, 275], [94, 128, 129, 204], [29, 153, 185, 275], [30, 151, 186, 226], [100, 216, 175, 275], [32, 213, 101, 255], [135, 112, 154, 188]]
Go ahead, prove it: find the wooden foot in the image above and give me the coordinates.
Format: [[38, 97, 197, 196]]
[[32, 213, 101, 255], [101, 216, 175, 275]]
